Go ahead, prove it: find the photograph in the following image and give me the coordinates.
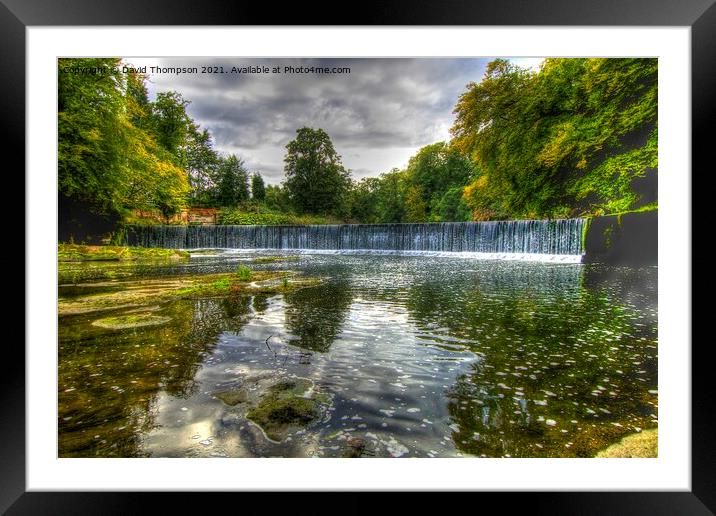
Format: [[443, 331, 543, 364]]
[[56, 56, 659, 460]]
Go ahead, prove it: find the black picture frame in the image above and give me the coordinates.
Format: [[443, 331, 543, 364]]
[[7, 0, 708, 513]]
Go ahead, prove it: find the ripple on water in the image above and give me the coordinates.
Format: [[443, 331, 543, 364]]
[[58, 254, 658, 458]]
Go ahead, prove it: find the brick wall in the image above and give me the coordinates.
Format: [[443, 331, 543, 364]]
[[131, 208, 217, 225]]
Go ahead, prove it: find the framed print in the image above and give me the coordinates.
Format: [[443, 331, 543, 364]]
[[7, 0, 709, 512]]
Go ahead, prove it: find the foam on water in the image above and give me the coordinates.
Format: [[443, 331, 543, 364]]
[[129, 219, 586, 262]]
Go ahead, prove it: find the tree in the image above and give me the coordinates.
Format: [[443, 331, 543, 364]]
[[251, 173, 266, 201], [58, 58, 189, 220], [282, 127, 351, 215], [217, 154, 250, 207], [347, 177, 380, 223], [373, 169, 407, 223], [186, 125, 219, 205], [59, 58, 131, 216], [403, 142, 475, 222], [150, 91, 192, 162], [432, 186, 472, 222], [264, 184, 290, 211], [452, 58, 657, 219]]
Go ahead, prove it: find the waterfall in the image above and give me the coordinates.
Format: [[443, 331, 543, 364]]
[[127, 219, 586, 260]]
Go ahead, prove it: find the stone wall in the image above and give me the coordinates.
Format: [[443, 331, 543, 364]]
[[130, 208, 217, 225], [583, 211, 658, 265]]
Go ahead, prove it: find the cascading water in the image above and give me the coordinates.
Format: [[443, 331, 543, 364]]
[[127, 219, 587, 262]]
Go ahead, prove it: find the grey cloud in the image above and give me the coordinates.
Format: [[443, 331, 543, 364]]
[[129, 57, 503, 184]]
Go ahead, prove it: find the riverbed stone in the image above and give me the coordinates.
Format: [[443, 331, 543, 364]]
[[91, 313, 172, 330], [213, 388, 249, 406], [246, 378, 323, 441]]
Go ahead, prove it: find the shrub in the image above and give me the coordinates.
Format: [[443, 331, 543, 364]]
[[235, 265, 253, 281]]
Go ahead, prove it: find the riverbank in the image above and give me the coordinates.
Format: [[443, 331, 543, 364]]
[[596, 429, 658, 458], [58, 264, 322, 316], [58, 243, 189, 262]]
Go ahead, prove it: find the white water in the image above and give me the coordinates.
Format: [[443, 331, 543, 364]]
[[191, 248, 584, 263], [128, 219, 586, 262]]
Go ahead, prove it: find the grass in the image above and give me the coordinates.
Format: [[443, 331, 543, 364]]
[[595, 429, 657, 458], [218, 206, 345, 226], [235, 265, 253, 281], [58, 244, 189, 262]]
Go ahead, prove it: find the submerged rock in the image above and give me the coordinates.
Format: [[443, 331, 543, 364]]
[[91, 314, 172, 330], [246, 378, 324, 442], [213, 388, 249, 406]]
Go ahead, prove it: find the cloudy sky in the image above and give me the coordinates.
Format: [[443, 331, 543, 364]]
[[127, 57, 543, 185]]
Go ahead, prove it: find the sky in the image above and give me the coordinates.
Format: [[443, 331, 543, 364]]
[[127, 57, 543, 185]]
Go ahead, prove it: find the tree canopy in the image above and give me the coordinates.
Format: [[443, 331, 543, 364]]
[[251, 173, 266, 201], [283, 127, 352, 216], [217, 155, 250, 206], [59, 58, 191, 220], [58, 57, 657, 229], [452, 58, 657, 219]]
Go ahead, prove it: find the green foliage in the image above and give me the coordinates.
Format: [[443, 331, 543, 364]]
[[283, 127, 351, 216], [452, 58, 658, 219], [219, 209, 294, 225], [217, 155, 250, 206], [403, 142, 476, 222], [58, 244, 189, 262], [186, 126, 220, 206], [58, 58, 190, 220], [235, 265, 253, 282], [218, 205, 342, 226], [211, 278, 231, 291], [432, 186, 473, 222], [251, 173, 266, 201], [150, 91, 192, 159], [346, 177, 380, 223], [264, 184, 290, 212], [346, 142, 475, 223], [373, 169, 408, 222]]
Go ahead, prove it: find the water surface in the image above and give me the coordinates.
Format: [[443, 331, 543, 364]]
[[58, 251, 658, 457]]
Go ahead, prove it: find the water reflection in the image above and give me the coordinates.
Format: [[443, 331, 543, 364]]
[[58, 294, 253, 457], [283, 275, 353, 353], [58, 252, 658, 458]]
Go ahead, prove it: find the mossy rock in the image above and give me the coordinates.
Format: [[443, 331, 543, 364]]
[[246, 378, 322, 441], [58, 244, 189, 262], [91, 314, 172, 330], [595, 428, 657, 458], [213, 388, 249, 406]]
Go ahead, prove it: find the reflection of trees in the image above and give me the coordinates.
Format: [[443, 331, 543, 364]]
[[252, 294, 269, 314], [406, 264, 585, 340], [283, 278, 353, 353], [404, 265, 658, 457], [58, 293, 255, 457]]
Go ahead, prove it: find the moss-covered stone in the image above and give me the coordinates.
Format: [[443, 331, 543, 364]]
[[595, 428, 657, 458], [246, 379, 321, 441], [91, 314, 172, 330], [58, 244, 189, 262], [58, 269, 323, 316], [213, 388, 249, 406]]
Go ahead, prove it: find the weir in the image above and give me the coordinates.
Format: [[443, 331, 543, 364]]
[[127, 219, 587, 260]]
